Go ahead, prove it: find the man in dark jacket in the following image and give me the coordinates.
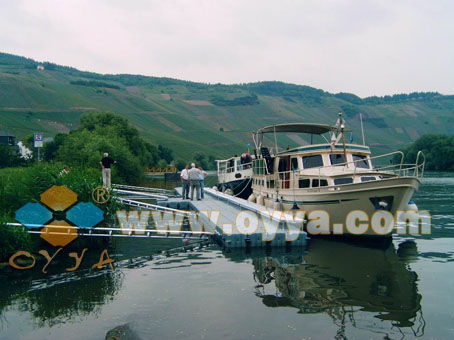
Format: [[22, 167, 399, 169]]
[[100, 152, 116, 189]]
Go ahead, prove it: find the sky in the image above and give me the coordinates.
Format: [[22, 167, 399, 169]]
[[0, 0, 453, 97]]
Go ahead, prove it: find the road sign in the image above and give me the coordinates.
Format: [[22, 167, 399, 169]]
[[34, 132, 43, 148]]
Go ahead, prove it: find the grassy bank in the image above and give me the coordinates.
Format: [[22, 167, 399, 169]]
[[0, 163, 121, 261]]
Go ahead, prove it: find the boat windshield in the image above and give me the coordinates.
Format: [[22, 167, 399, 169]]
[[353, 154, 370, 169], [330, 154, 345, 166], [302, 155, 323, 169]]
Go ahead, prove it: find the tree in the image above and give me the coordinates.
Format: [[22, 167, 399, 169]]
[[0, 145, 25, 168], [174, 159, 187, 170], [157, 159, 168, 168], [43, 133, 68, 161], [53, 112, 167, 184], [207, 155, 216, 170], [400, 134, 454, 171], [158, 144, 173, 164], [193, 151, 206, 168], [0, 145, 15, 168], [56, 129, 143, 184], [145, 142, 160, 166]]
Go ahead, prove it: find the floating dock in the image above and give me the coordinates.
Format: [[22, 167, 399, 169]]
[[158, 187, 307, 248], [6, 184, 306, 247]]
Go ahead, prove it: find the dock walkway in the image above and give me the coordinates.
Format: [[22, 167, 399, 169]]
[[158, 187, 306, 248]]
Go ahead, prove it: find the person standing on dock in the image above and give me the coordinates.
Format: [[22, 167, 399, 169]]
[[198, 165, 208, 199], [100, 152, 116, 189], [180, 164, 190, 199], [188, 163, 201, 200]]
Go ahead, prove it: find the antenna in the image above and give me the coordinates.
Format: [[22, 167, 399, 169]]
[[360, 113, 365, 145], [339, 112, 348, 168]]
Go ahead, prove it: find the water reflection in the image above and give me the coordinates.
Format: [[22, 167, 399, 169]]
[[226, 239, 424, 337], [0, 269, 123, 328]]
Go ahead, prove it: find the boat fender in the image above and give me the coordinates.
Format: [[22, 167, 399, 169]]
[[378, 200, 388, 209], [212, 186, 218, 191], [256, 195, 264, 206], [247, 194, 256, 203], [406, 200, 418, 211], [225, 188, 234, 196], [273, 200, 282, 210]]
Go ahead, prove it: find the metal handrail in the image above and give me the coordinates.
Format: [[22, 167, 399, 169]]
[[250, 149, 426, 192], [218, 162, 253, 175], [415, 150, 426, 178], [266, 150, 424, 190]]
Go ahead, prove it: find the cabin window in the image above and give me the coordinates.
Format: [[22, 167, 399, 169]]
[[361, 176, 376, 182], [302, 155, 323, 169], [299, 179, 310, 188], [353, 154, 370, 169], [228, 159, 235, 172], [278, 158, 289, 172], [253, 159, 266, 175], [334, 177, 353, 185], [312, 179, 328, 187], [330, 154, 345, 166], [291, 157, 299, 171], [219, 162, 227, 173]]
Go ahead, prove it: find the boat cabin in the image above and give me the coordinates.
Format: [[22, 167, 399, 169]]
[[246, 119, 425, 235], [217, 154, 253, 184], [250, 122, 394, 194]]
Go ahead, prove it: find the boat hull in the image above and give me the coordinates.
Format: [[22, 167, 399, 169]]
[[217, 178, 253, 199], [261, 177, 421, 237]]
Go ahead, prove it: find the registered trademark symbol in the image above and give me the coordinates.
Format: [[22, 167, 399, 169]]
[[92, 186, 110, 204]]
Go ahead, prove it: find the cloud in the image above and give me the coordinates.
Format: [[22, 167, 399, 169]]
[[0, 0, 453, 96]]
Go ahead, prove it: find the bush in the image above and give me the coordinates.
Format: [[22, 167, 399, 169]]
[[0, 163, 117, 218], [70, 80, 121, 90], [211, 94, 258, 106], [0, 163, 123, 260], [0, 222, 32, 261], [0, 145, 23, 168]]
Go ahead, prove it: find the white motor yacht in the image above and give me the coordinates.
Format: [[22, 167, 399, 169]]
[[248, 115, 425, 237]]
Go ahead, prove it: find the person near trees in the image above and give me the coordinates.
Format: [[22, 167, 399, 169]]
[[180, 164, 190, 199], [188, 163, 202, 200], [100, 152, 116, 189], [198, 165, 208, 199]]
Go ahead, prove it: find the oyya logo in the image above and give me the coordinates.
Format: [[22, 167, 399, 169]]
[[15, 185, 104, 246], [11, 185, 113, 273]]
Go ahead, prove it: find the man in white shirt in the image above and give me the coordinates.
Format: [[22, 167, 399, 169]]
[[180, 164, 190, 199]]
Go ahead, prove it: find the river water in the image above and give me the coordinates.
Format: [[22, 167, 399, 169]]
[[1, 172, 453, 339]]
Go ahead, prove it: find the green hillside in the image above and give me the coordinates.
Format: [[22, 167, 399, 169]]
[[1, 51, 454, 160]]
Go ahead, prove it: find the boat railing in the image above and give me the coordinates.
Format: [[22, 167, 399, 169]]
[[369, 150, 425, 179], [270, 150, 425, 190], [218, 162, 253, 176], [415, 150, 426, 178]]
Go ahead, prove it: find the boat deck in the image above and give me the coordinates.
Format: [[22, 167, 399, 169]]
[[158, 187, 306, 248]]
